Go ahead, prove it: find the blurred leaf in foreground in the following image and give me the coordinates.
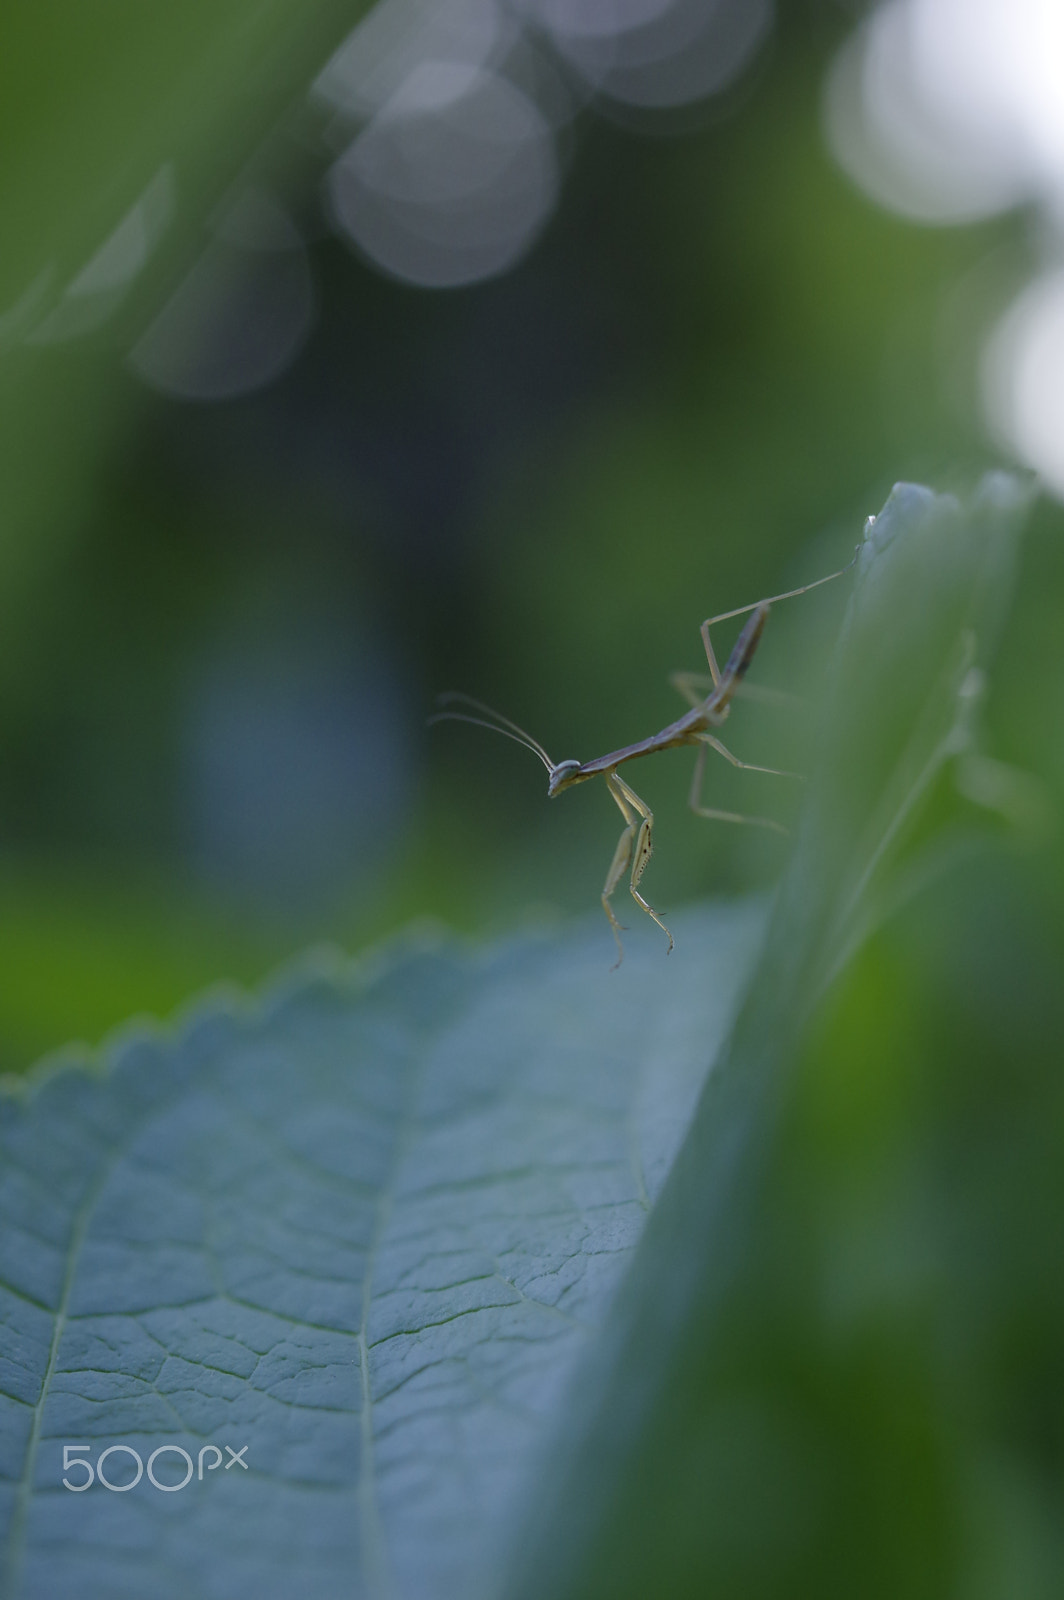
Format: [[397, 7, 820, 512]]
[[507, 474, 1033, 1600]]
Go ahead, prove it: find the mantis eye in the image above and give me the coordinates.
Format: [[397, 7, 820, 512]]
[[548, 759, 582, 795]]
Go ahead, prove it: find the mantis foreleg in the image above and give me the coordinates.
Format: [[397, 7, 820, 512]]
[[602, 769, 673, 966]]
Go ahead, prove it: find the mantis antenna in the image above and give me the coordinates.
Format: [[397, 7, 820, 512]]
[[428, 691, 558, 774]]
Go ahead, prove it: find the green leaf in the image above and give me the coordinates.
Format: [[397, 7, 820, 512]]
[[0, 903, 766, 1600]]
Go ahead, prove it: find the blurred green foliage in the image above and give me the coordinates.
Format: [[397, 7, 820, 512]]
[[0, 0, 1059, 1073]]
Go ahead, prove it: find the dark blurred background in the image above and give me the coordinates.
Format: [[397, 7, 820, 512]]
[[1, 0, 1061, 1072]]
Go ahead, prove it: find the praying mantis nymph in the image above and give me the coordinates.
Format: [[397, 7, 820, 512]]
[[431, 542, 864, 965]]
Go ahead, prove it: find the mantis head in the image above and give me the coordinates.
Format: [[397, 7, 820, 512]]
[[547, 759, 583, 798]]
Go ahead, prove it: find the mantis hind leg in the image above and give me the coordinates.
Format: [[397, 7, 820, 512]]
[[698, 731, 801, 780], [688, 742, 789, 835], [603, 770, 673, 967]]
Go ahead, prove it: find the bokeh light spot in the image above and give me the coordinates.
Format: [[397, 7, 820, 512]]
[[984, 271, 1064, 500], [129, 188, 314, 402], [326, 65, 557, 289]]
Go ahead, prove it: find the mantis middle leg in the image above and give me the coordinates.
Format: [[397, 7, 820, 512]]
[[602, 769, 673, 966]]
